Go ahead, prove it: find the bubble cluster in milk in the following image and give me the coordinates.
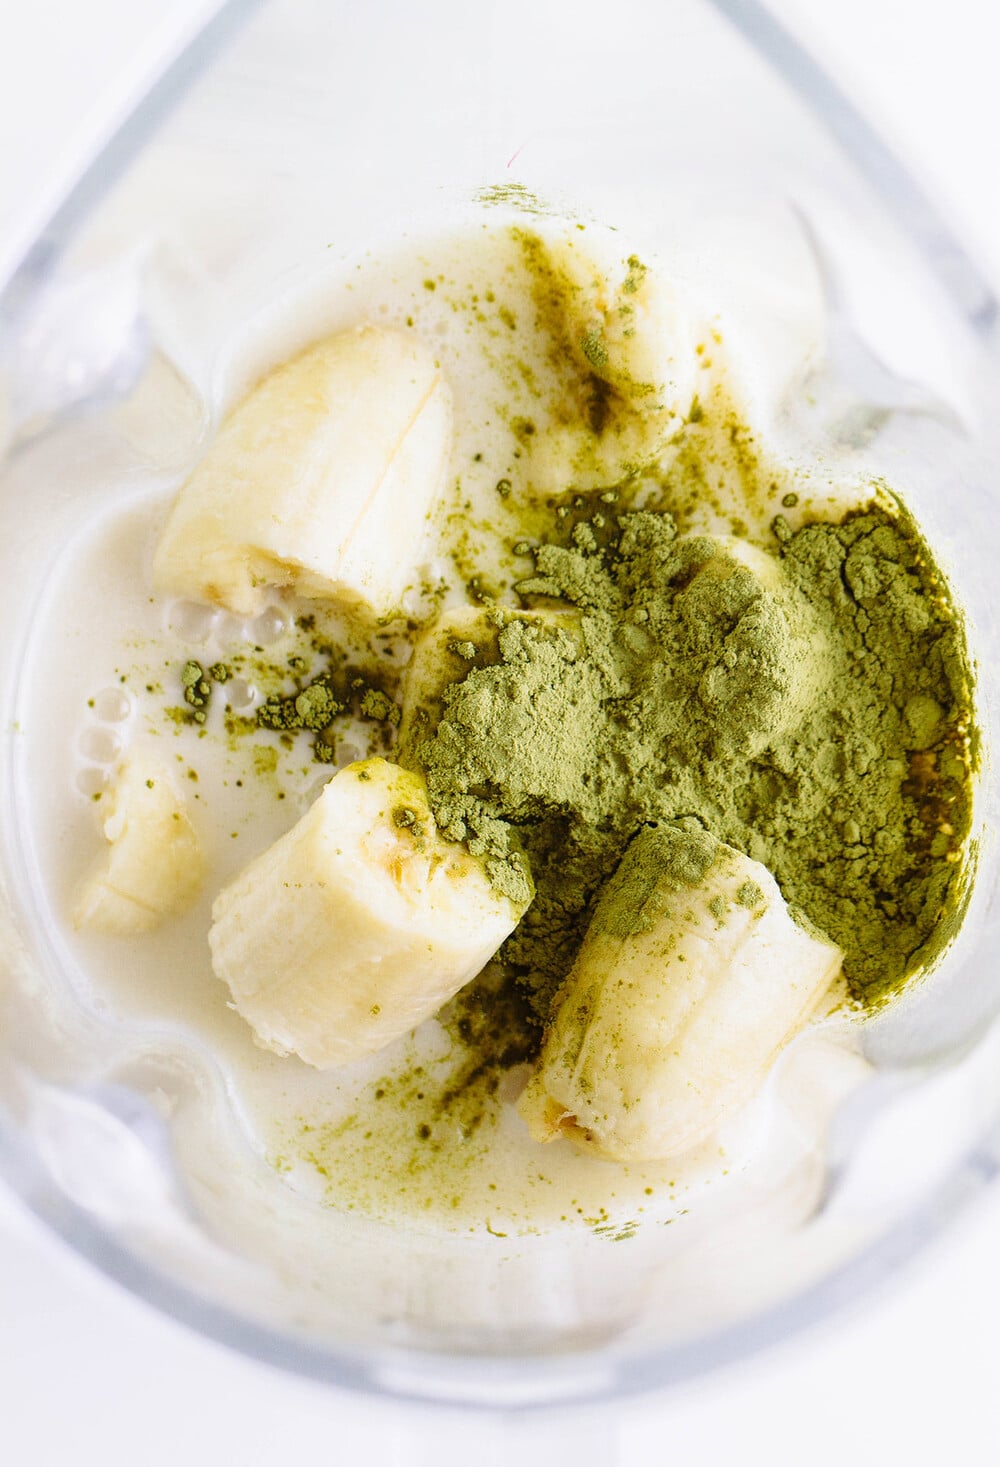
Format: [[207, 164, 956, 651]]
[[74, 690, 131, 799], [69, 598, 273, 792], [17, 214, 868, 1240]]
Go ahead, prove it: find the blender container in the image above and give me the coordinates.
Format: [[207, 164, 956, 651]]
[[0, 0, 999, 1407]]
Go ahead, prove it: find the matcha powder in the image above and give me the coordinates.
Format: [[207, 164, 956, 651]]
[[411, 495, 975, 1017]]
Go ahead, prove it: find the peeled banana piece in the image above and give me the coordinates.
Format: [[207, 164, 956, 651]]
[[153, 325, 452, 620], [518, 825, 842, 1163], [74, 758, 206, 935], [521, 236, 699, 490], [551, 236, 697, 414], [209, 758, 533, 1069]]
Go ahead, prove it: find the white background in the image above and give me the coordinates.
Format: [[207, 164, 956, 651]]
[[3, 2, 1000, 1462]]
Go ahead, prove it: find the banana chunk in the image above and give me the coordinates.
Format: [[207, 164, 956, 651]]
[[153, 326, 452, 620], [553, 239, 695, 415], [74, 759, 206, 935], [520, 236, 699, 491], [209, 758, 533, 1069], [519, 825, 842, 1162]]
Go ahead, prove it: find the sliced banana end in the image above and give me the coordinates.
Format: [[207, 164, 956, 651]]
[[209, 757, 532, 1069], [152, 324, 453, 621], [519, 1084, 574, 1145], [518, 825, 842, 1164], [74, 759, 206, 935]]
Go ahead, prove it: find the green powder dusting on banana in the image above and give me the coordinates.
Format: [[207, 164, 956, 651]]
[[587, 823, 721, 941], [408, 493, 975, 1016]]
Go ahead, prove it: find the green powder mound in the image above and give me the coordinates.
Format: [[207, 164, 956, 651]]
[[413, 498, 975, 1015]]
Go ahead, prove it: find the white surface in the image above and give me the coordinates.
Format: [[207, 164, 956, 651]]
[[3, 2, 1000, 1462]]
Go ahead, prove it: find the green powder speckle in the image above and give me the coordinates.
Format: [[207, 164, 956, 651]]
[[253, 745, 278, 778], [736, 880, 764, 911], [580, 328, 609, 371], [474, 182, 553, 216], [180, 660, 211, 716], [294, 683, 342, 730], [359, 687, 400, 725]]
